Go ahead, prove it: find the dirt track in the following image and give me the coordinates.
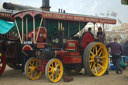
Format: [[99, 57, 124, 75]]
[[0, 66, 128, 85]]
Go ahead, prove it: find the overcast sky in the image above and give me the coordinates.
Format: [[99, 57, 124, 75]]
[[0, 0, 128, 23]]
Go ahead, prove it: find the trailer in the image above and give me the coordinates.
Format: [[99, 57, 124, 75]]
[[0, 10, 116, 82]]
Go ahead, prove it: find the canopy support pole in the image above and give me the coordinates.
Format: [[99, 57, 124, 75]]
[[22, 18, 24, 43], [94, 23, 96, 36], [26, 18, 28, 41], [58, 21, 60, 32], [36, 18, 43, 42], [79, 22, 80, 38], [61, 22, 63, 31], [33, 17, 36, 44], [15, 20, 22, 43]]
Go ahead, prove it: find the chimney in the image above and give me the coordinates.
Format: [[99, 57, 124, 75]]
[[41, 0, 51, 11]]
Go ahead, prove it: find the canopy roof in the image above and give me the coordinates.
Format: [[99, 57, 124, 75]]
[[12, 10, 116, 24], [0, 19, 15, 34]]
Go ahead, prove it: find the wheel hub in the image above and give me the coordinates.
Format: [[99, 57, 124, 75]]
[[94, 56, 100, 63], [54, 68, 59, 73], [31, 67, 35, 72]]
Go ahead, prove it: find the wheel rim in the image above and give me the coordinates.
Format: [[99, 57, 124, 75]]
[[25, 58, 42, 80], [45, 58, 63, 83], [88, 43, 108, 76], [0, 50, 6, 75]]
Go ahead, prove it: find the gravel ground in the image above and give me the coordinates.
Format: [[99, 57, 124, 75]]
[[0, 66, 128, 85]]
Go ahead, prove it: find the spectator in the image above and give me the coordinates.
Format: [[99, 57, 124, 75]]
[[106, 38, 123, 74]]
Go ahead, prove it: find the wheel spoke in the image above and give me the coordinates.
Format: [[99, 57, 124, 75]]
[[98, 64, 104, 70], [92, 47, 94, 53], [52, 63, 54, 67], [90, 51, 95, 56], [56, 73, 58, 79], [91, 62, 96, 70], [97, 47, 102, 54], [89, 62, 93, 68], [49, 73, 54, 79], [98, 51, 103, 57], [97, 64, 99, 73], [89, 60, 94, 62], [48, 70, 53, 73], [34, 71, 37, 78], [99, 61, 104, 64], [49, 65, 53, 69], [58, 68, 62, 73], [28, 70, 32, 74], [30, 72, 33, 77], [95, 67, 98, 74], [90, 54, 95, 58], [30, 62, 34, 66], [55, 62, 59, 68], [56, 73, 60, 76], [100, 56, 106, 59]]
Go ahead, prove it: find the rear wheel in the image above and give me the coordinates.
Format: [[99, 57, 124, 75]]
[[25, 57, 42, 80], [83, 42, 108, 76], [45, 58, 63, 83], [0, 50, 6, 75]]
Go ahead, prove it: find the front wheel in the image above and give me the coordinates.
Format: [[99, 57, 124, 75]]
[[25, 57, 42, 80], [45, 58, 63, 83], [83, 42, 108, 76]]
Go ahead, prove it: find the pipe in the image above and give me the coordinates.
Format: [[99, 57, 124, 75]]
[[3, 2, 39, 10]]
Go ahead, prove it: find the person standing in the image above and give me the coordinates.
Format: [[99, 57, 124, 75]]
[[95, 27, 105, 43], [106, 38, 123, 74]]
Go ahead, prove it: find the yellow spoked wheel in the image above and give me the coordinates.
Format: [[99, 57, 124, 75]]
[[83, 42, 108, 76], [25, 57, 42, 80], [45, 58, 63, 83]]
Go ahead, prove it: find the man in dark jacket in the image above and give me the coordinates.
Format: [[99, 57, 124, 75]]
[[107, 38, 122, 74]]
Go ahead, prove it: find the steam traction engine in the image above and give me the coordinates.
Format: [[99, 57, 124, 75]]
[[0, 10, 116, 82]]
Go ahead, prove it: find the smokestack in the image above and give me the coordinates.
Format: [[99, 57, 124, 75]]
[[41, 0, 51, 11]]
